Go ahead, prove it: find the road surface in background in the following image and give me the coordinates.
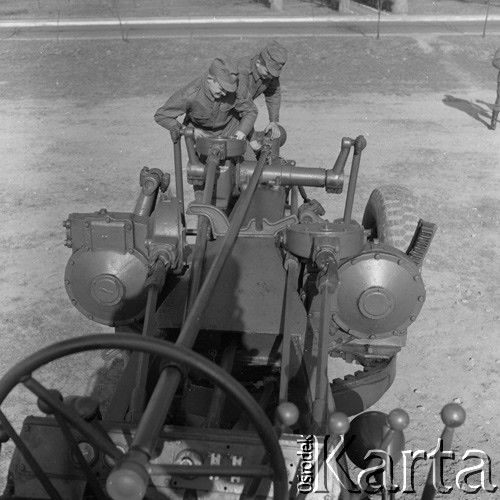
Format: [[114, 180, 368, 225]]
[[2, 16, 500, 39]]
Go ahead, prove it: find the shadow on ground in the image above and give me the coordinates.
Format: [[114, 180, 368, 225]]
[[442, 94, 492, 129]]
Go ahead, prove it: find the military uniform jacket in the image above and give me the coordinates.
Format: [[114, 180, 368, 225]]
[[154, 72, 258, 135], [237, 55, 282, 123]]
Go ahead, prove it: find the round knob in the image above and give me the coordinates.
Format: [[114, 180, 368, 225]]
[[106, 461, 148, 500], [387, 409, 410, 431], [441, 403, 466, 428], [328, 411, 350, 435], [37, 390, 63, 415], [71, 396, 101, 422], [275, 402, 299, 427]]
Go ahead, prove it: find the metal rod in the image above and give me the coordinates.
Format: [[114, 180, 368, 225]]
[[278, 258, 300, 403], [129, 263, 168, 423], [312, 263, 338, 431], [332, 137, 353, 175], [173, 139, 185, 227], [343, 135, 367, 225], [185, 149, 220, 313]]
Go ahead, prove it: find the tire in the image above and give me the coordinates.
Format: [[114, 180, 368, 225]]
[[362, 185, 419, 252]]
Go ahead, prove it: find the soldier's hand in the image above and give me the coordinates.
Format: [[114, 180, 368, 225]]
[[264, 122, 281, 140], [170, 122, 183, 143], [232, 130, 246, 140], [193, 128, 208, 139]]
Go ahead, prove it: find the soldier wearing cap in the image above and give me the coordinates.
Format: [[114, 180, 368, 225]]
[[237, 40, 287, 141], [490, 47, 500, 130], [154, 56, 257, 141]]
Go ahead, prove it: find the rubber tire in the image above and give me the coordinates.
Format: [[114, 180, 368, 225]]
[[362, 185, 418, 252]]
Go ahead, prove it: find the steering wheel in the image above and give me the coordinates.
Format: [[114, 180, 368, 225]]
[[0, 334, 289, 500]]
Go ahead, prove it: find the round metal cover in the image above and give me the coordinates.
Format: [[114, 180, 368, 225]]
[[195, 137, 246, 158], [334, 249, 425, 338], [65, 248, 149, 326]]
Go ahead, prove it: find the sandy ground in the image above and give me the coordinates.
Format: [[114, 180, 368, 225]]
[[0, 33, 499, 498]]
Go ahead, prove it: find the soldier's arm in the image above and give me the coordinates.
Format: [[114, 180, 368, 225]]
[[154, 87, 191, 131], [263, 78, 282, 123], [234, 88, 258, 136]]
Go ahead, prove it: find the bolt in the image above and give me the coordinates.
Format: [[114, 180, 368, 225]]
[[128, 248, 134, 254], [413, 275, 420, 281], [410, 316, 416, 322], [84, 222, 90, 228], [369, 334, 376, 339], [397, 259, 402, 265], [418, 295, 424, 302], [105, 217, 111, 223], [71, 300, 77, 305], [22, 424, 30, 432], [69, 260, 74, 265], [374, 254, 380, 260], [18, 464, 26, 472], [126, 224, 132, 231], [65, 280, 70, 285], [392, 330, 399, 335]]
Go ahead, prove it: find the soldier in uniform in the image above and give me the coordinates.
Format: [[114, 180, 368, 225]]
[[490, 47, 500, 130], [237, 40, 288, 143], [154, 56, 258, 141]]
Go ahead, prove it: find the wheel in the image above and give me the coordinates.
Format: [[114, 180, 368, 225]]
[[362, 185, 419, 252], [0, 334, 288, 500]]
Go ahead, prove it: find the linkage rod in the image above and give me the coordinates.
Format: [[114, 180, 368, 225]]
[[343, 135, 367, 225]]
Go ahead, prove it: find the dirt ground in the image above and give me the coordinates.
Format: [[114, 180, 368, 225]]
[[0, 31, 499, 499]]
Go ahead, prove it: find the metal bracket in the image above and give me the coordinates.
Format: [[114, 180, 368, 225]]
[[187, 203, 298, 238]]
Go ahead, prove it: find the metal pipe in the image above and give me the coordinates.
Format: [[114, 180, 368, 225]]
[[173, 139, 185, 227], [278, 257, 300, 403], [184, 149, 220, 313], [184, 128, 203, 168], [312, 262, 339, 432], [133, 168, 163, 218], [290, 186, 299, 215], [343, 135, 367, 225], [129, 261, 170, 422], [332, 137, 353, 176], [239, 161, 331, 187]]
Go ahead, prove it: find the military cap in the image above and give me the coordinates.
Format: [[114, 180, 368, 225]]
[[260, 40, 287, 77], [209, 56, 238, 92]]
